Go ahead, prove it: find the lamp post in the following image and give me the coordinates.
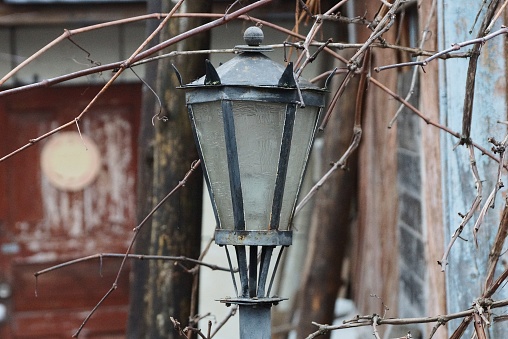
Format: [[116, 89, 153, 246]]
[[182, 26, 326, 338]]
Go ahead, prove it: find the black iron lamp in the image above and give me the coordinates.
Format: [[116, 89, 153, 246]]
[[181, 26, 326, 338]]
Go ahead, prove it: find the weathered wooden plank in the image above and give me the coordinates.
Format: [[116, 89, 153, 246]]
[[419, 0, 447, 337], [352, 1, 400, 328], [11, 260, 130, 337], [438, 0, 507, 336]]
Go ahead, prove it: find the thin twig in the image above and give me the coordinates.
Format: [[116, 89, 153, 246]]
[[296, 38, 333, 78], [388, 0, 437, 128], [379, 0, 393, 7], [449, 266, 508, 337], [348, 0, 402, 63], [318, 70, 355, 130], [33, 252, 232, 277], [372, 315, 381, 339], [318, 0, 403, 130], [484, 200, 508, 291], [316, 13, 373, 26], [473, 312, 488, 339], [485, 0, 508, 33], [472, 135, 507, 244], [368, 76, 505, 168], [375, 26, 508, 73], [295, 49, 369, 214], [440, 145, 482, 270], [286, 39, 469, 59], [305, 294, 508, 338], [71, 286, 117, 337], [188, 238, 218, 324], [0, 1, 275, 164], [0, 13, 166, 86], [210, 304, 238, 338], [294, 15, 323, 69], [462, 0, 502, 144], [473, 141, 504, 247], [295, 125, 361, 215]]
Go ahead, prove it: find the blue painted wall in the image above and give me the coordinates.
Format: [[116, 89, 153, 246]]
[[438, 0, 507, 335]]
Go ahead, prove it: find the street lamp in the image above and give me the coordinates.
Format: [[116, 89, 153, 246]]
[[182, 26, 326, 338]]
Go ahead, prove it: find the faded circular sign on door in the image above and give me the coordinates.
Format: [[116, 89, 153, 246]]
[[40, 131, 101, 192]]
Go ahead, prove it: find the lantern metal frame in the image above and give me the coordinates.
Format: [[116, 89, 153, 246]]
[[180, 26, 329, 338]]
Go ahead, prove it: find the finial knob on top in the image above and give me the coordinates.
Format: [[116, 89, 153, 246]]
[[243, 26, 264, 46]]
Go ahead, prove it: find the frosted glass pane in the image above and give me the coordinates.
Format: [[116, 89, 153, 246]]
[[279, 105, 319, 230], [234, 101, 285, 231], [192, 101, 235, 230], [192, 100, 318, 232]]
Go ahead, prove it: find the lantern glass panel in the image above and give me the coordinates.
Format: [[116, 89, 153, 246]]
[[193, 100, 287, 231], [234, 101, 285, 231], [191, 101, 234, 229], [280, 105, 320, 229], [191, 96, 320, 233]]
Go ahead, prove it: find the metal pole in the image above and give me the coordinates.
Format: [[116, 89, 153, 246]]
[[239, 304, 272, 339]]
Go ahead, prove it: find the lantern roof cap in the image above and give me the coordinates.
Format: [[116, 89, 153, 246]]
[[233, 26, 273, 53], [184, 27, 324, 91]]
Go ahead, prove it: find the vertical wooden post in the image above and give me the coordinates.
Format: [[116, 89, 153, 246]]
[[128, 1, 210, 338], [127, 2, 160, 338], [418, 1, 447, 337]]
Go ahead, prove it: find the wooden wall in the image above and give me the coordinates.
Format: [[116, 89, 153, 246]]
[[351, 1, 400, 324]]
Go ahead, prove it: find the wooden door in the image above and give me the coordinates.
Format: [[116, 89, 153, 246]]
[[0, 84, 141, 338]]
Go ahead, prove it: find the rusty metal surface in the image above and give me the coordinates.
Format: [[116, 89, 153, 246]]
[[214, 229, 292, 246]]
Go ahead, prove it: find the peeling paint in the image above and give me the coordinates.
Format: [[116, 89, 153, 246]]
[[28, 111, 136, 252]]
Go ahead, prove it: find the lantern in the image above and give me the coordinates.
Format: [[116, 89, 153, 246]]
[[182, 26, 326, 338]]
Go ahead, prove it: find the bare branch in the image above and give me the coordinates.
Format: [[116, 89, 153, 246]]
[[34, 253, 232, 277], [209, 304, 238, 338], [484, 200, 508, 292], [388, 0, 437, 128], [462, 0, 502, 144], [0, 1, 275, 164], [295, 125, 361, 216], [439, 145, 482, 269], [349, 0, 403, 62], [369, 76, 505, 167], [472, 135, 507, 244], [305, 295, 508, 338], [375, 27, 508, 73], [485, 0, 508, 33], [295, 49, 369, 214]]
